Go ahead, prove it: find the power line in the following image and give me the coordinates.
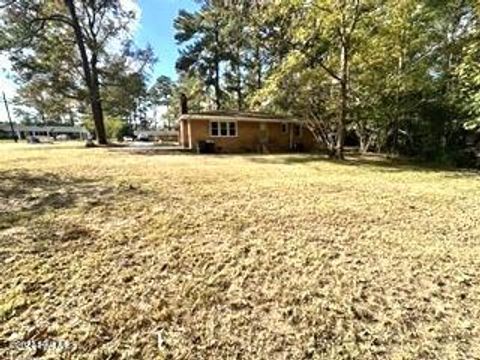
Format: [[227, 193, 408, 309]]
[[2, 91, 18, 142]]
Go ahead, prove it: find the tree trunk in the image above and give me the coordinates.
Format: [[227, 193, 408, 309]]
[[235, 47, 243, 111], [64, 0, 107, 145], [90, 53, 107, 143], [335, 83, 346, 159], [335, 39, 348, 160], [391, 118, 399, 154], [214, 59, 221, 110], [213, 21, 222, 110], [255, 44, 262, 89], [355, 119, 367, 153], [391, 45, 405, 154], [253, 1, 262, 90], [236, 85, 243, 111], [359, 130, 374, 154]]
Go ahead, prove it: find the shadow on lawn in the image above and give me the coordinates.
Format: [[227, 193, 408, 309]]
[[0, 170, 116, 228], [107, 146, 191, 156], [5, 143, 86, 152], [247, 153, 480, 177]]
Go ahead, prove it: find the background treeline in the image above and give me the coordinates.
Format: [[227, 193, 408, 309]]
[[1, 0, 480, 166], [0, 0, 169, 143], [173, 0, 480, 164]]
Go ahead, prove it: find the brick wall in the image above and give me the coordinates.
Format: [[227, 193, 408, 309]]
[[179, 119, 189, 147], [186, 119, 316, 153]]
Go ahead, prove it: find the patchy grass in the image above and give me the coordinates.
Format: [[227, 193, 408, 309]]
[[1, 142, 480, 359]]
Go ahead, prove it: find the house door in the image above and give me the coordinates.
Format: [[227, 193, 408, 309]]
[[259, 122, 268, 145]]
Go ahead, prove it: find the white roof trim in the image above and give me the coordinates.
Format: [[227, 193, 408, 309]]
[[178, 114, 300, 123]]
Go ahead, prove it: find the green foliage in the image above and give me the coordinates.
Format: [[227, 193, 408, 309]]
[[105, 117, 127, 140], [458, 41, 480, 130], [83, 116, 127, 141], [160, 73, 213, 127], [249, 0, 479, 162], [0, 0, 145, 143], [174, 1, 273, 111], [2, 0, 480, 162], [174, 6, 225, 108], [149, 76, 175, 107]]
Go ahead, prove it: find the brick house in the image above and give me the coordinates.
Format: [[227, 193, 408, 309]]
[[178, 111, 316, 153]]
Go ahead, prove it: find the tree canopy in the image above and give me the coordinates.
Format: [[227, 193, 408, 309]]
[[0, 0, 150, 143], [1, 0, 479, 164], [170, 0, 479, 163]]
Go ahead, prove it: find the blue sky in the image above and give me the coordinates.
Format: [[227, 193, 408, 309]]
[[0, 0, 198, 121], [134, 0, 198, 81]]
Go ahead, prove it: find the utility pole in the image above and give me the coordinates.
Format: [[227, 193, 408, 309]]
[[2, 91, 17, 142]]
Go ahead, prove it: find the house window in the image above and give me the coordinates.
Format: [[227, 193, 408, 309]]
[[211, 122, 219, 136], [210, 121, 237, 137], [229, 122, 236, 136], [220, 122, 228, 136], [282, 123, 288, 134]]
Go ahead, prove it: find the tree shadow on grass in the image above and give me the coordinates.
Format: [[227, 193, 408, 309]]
[[6, 143, 87, 152], [246, 153, 480, 178], [107, 146, 191, 156], [0, 169, 152, 261], [0, 170, 118, 229]]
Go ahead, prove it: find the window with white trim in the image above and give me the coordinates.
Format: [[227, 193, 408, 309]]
[[210, 121, 237, 137]]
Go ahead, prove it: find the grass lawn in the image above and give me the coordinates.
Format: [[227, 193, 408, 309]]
[[1, 142, 480, 359]]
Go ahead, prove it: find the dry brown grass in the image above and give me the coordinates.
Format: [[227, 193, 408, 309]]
[[1, 142, 480, 359]]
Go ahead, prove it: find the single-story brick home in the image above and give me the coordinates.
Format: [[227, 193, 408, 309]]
[[178, 111, 316, 153]]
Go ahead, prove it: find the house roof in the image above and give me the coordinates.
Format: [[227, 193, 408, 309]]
[[0, 123, 89, 134], [178, 111, 298, 123], [134, 129, 179, 136]]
